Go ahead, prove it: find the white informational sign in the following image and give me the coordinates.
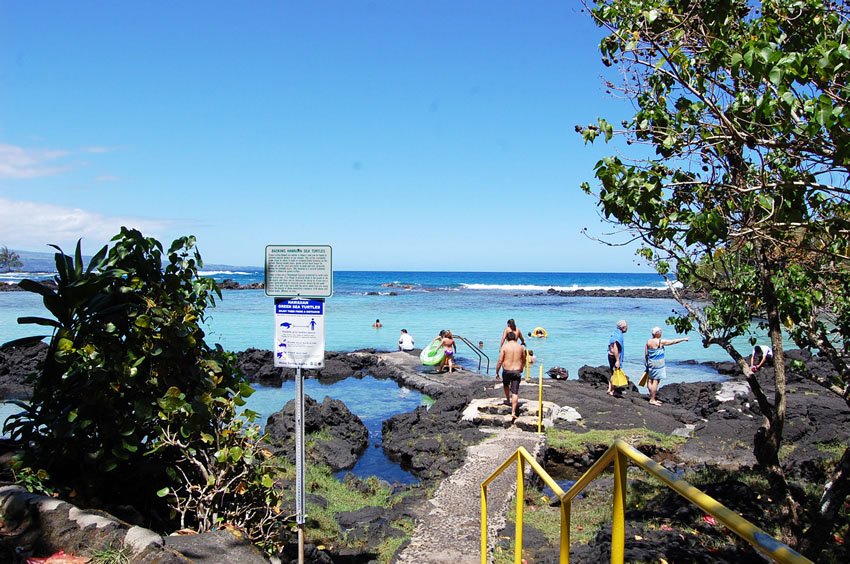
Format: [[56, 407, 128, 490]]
[[274, 298, 325, 368], [265, 245, 333, 298]]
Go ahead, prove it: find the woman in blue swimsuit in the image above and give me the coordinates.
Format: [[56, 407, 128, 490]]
[[644, 326, 688, 406]]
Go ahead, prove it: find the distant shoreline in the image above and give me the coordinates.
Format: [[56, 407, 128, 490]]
[[1, 278, 705, 299], [542, 287, 707, 300]]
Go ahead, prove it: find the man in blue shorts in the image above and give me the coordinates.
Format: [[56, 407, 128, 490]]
[[496, 331, 525, 422]]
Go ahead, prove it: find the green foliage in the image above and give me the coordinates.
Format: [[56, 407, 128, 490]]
[[3, 229, 285, 546], [153, 403, 288, 554], [0, 246, 23, 272], [582, 0, 850, 553], [581, 0, 850, 370], [8, 455, 56, 496]]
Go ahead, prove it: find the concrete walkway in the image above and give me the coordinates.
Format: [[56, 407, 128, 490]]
[[395, 427, 546, 564]]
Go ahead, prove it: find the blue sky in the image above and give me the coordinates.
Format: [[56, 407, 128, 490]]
[[0, 1, 642, 272]]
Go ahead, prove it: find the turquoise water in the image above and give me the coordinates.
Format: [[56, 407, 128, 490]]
[[1, 269, 757, 482], [1, 270, 748, 382]]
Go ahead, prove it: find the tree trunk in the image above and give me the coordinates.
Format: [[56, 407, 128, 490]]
[[799, 446, 850, 558], [755, 256, 800, 541]]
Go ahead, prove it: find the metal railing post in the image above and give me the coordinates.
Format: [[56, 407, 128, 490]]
[[561, 499, 570, 564], [481, 482, 488, 564], [484, 442, 810, 564], [515, 452, 525, 564], [537, 364, 544, 433], [611, 447, 628, 563]]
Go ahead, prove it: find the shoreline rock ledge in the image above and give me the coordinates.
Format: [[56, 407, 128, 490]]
[[544, 287, 707, 300]]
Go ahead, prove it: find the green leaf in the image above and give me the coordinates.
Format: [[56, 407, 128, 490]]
[[74, 240, 84, 277], [17, 279, 56, 299], [156, 487, 170, 497], [768, 66, 782, 85], [16, 316, 60, 328], [730, 52, 743, 69]]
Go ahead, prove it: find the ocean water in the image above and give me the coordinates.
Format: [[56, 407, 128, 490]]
[[1, 269, 749, 383], [1, 269, 756, 483]]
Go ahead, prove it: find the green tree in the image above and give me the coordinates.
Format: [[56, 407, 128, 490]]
[[4, 229, 285, 548], [0, 246, 23, 272], [579, 0, 850, 555]]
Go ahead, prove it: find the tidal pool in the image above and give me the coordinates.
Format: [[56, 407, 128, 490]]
[[245, 375, 429, 485]]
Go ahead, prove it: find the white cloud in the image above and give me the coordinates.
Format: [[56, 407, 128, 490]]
[[0, 143, 73, 178], [0, 143, 119, 180], [0, 197, 173, 251]]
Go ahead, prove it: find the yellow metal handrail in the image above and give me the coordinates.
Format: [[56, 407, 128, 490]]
[[480, 439, 812, 564]]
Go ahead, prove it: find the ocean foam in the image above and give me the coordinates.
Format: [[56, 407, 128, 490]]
[[198, 270, 252, 276], [459, 283, 670, 292]]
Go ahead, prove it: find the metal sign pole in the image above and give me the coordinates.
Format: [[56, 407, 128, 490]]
[[295, 365, 306, 564], [267, 244, 332, 564]]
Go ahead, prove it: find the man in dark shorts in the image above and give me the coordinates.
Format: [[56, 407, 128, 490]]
[[496, 331, 525, 421]]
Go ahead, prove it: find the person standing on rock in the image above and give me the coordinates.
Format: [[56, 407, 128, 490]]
[[607, 319, 628, 396], [644, 326, 688, 406], [496, 331, 525, 422]]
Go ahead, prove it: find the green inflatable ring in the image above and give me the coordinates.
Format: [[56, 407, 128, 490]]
[[420, 338, 446, 366]]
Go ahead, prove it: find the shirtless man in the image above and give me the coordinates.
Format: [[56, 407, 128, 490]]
[[496, 331, 525, 421]]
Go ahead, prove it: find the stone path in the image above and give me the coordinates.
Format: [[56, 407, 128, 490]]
[[395, 427, 546, 564]]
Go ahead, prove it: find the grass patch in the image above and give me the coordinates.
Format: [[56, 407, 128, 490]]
[[778, 442, 797, 461], [305, 428, 335, 449], [277, 458, 411, 561], [375, 517, 415, 562], [545, 427, 686, 455], [816, 441, 848, 460], [89, 546, 131, 564]]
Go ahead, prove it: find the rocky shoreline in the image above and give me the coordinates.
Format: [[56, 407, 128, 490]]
[[2, 278, 707, 300], [1, 341, 847, 562], [3, 341, 847, 486]]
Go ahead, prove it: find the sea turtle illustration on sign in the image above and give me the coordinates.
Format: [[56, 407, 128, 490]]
[[280, 322, 293, 329]]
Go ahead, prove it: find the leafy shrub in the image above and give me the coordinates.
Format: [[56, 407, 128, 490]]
[[153, 398, 288, 553], [4, 229, 286, 547]]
